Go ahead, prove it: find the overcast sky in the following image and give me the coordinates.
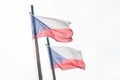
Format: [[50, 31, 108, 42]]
[[0, 0, 120, 80]]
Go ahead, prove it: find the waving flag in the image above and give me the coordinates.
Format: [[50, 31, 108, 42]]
[[47, 46, 85, 70], [31, 16, 73, 42]]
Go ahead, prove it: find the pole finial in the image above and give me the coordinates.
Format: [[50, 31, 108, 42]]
[[31, 5, 34, 15]]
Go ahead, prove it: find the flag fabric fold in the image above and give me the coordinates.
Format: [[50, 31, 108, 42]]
[[47, 46, 85, 70], [31, 16, 73, 42]]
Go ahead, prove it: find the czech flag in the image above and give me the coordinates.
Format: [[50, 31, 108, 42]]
[[47, 46, 85, 70], [31, 16, 73, 42]]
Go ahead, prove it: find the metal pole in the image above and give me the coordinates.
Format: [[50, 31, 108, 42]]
[[46, 37, 56, 80], [31, 5, 43, 80]]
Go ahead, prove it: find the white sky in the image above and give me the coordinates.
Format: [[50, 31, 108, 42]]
[[0, 0, 120, 80]]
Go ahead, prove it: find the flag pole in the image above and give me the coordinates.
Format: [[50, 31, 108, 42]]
[[31, 5, 43, 80], [46, 37, 56, 80]]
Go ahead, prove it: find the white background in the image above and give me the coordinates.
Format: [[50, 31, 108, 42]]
[[0, 0, 120, 80]]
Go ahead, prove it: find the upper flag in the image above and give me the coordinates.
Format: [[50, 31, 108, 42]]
[[47, 46, 85, 70], [31, 16, 73, 42]]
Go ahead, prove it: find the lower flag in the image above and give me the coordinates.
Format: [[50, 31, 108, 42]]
[[47, 46, 85, 70]]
